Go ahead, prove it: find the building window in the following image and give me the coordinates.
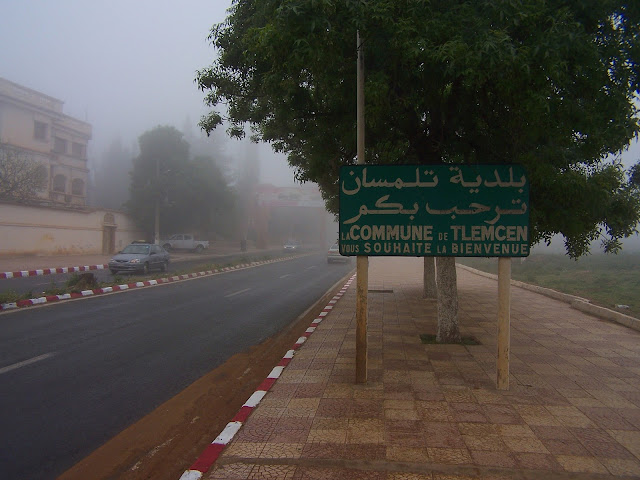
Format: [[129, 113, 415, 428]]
[[34, 121, 47, 140], [53, 137, 67, 153], [53, 174, 66, 193], [71, 178, 84, 195], [71, 142, 86, 158]]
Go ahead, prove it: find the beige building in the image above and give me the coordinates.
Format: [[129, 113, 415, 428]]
[[0, 76, 91, 206], [0, 77, 145, 256]]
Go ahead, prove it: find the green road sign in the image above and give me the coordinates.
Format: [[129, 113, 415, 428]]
[[339, 164, 530, 257]]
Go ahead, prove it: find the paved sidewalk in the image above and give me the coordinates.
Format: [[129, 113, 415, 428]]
[[201, 257, 640, 479]]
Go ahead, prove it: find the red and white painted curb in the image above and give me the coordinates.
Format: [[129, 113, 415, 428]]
[[0, 264, 108, 279], [0, 257, 302, 312], [178, 274, 356, 480]]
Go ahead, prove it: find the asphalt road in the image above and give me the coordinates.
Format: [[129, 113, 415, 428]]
[[0, 249, 286, 296], [0, 253, 353, 480]]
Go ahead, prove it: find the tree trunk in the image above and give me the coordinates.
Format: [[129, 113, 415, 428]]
[[436, 256, 461, 343], [423, 257, 437, 298]]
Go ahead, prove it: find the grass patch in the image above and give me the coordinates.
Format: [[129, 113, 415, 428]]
[[65, 273, 100, 292], [420, 333, 481, 345], [457, 252, 640, 319], [0, 289, 27, 304]]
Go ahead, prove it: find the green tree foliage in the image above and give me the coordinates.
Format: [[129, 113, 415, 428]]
[[0, 144, 47, 202], [126, 126, 233, 237], [197, 0, 640, 257]]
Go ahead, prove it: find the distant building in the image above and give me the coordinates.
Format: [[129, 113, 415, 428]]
[[0, 76, 92, 207], [250, 184, 329, 248]]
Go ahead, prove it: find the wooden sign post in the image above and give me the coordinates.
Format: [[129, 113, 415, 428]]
[[355, 31, 368, 384], [349, 31, 523, 388], [497, 257, 511, 390]]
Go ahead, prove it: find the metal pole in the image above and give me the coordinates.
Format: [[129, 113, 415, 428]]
[[154, 158, 160, 245], [356, 30, 368, 384], [497, 257, 511, 390]]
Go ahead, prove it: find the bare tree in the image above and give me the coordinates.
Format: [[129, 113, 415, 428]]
[[0, 144, 47, 202]]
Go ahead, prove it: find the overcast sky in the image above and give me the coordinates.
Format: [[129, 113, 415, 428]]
[[0, 0, 298, 185], [1, 0, 638, 179]]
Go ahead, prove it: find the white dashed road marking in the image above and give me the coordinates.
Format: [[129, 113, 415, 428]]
[[0, 352, 56, 375], [224, 288, 251, 298]]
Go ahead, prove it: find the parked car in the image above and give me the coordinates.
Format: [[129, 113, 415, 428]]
[[161, 234, 209, 253], [327, 242, 349, 263], [108, 242, 170, 275], [283, 239, 300, 252]]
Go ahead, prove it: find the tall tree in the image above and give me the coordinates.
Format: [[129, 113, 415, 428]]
[[197, 0, 640, 340], [90, 137, 132, 210], [0, 144, 47, 202], [178, 154, 235, 235], [127, 126, 190, 237], [127, 126, 234, 239]]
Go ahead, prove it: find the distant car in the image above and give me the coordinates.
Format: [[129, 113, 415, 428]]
[[283, 240, 300, 252], [108, 242, 170, 275], [327, 243, 349, 263], [160, 233, 209, 253]]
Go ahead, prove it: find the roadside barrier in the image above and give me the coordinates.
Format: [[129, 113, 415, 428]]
[[0, 264, 108, 279]]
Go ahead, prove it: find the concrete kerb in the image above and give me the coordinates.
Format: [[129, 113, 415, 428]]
[[456, 263, 640, 332]]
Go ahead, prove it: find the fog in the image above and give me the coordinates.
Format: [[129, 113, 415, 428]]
[[2, 1, 639, 251], [3, 1, 639, 181], [0, 0, 296, 187]]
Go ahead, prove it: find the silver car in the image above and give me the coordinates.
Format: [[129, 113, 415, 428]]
[[108, 242, 170, 275], [283, 239, 300, 252], [327, 243, 350, 263]]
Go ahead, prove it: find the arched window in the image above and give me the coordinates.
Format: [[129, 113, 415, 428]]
[[53, 174, 66, 193], [71, 178, 84, 195]]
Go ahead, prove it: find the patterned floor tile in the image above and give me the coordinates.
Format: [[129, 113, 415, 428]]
[[462, 434, 507, 452], [316, 398, 353, 418], [427, 447, 473, 465], [456, 422, 500, 436], [224, 442, 266, 459], [555, 455, 609, 474], [579, 406, 637, 430], [569, 427, 636, 459], [497, 424, 536, 437], [416, 401, 455, 422], [207, 462, 255, 479], [601, 457, 640, 476], [501, 434, 549, 454], [323, 383, 354, 399], [514, 452, 562, 471], [287, 398, 321, 410], [606, 430, 640, 458], [469, 450, 517, 468], [259, 443, 304, 459], [388, 473, 434, 480], [386, 446, 430, 462], [248, 463, 297, 479], [307, 429, 347, 444], [385, 409, 420, 420], [203, 258, 640, 480], [420, 422, 466, 449]]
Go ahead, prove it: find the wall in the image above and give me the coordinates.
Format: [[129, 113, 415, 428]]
[[0, 202, 144, 256]]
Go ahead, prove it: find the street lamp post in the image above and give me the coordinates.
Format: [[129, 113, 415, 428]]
[[154, 158, 160, 245]]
